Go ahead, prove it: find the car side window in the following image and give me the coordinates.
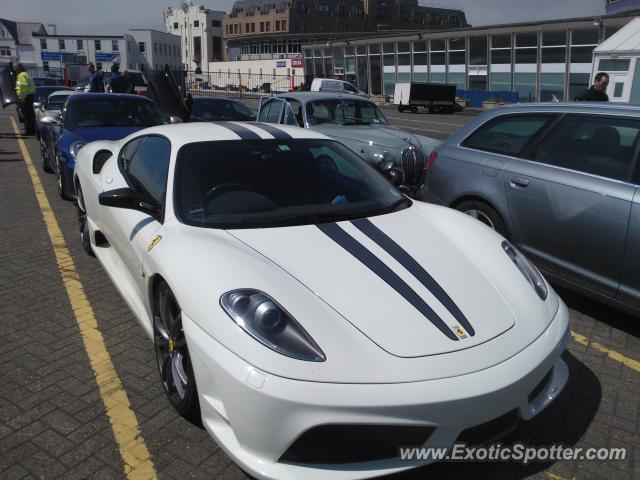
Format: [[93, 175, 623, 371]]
[[265, 100, 284, 124], [284, 99, 303, 127], [257, 100, 272, 122], [124, 136, 171, 206], [463, 114, 554, 157], [343, 82, 358, 93], [533, 114, 640, 182]]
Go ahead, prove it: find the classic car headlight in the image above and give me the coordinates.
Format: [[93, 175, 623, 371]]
[[373, 151, 395, 171], [70, 141, 87, 160], [502, 241, 548, 300], [220, 289, 325, 362]]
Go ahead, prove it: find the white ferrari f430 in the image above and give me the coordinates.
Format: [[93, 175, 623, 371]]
[[74, 121, 570, 480]]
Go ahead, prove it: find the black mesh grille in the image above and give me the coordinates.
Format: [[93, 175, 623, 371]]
[[92, 150, 113, 174], [528, 368, 553, 403], [456, 409, 519, 446], [401, 147, 424, 186], [280, 424, 435, 465]]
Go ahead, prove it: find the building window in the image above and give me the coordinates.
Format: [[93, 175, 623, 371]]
[[260, 22, 264, 32], [173, 22, 179, 29], [58, 38, 65, 50], [139, 41, 146, 53], [318, 3, 330, 14], [40, 38, 47, 50], [76, 39, 83, 50], [95, 39, 102, 51], [112, 40, 119, 51], [0, 46, 10, 56], [266, 21, 270, 32], [194, 20, 200, 27], [43, 61, 49, 70], [275, 20, 280, 31], [154, 42, 158, 54], [282, 20, 286, 30], [96, 62, 102, 71], [212, 20, 221, 27], [251, 23, 256, 32]]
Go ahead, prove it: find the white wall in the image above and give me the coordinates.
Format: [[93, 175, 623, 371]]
[[206, 58, 305, 87]]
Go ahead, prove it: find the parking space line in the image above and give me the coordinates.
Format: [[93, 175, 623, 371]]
[[385, 115, 468, 128], [10, 117, 157, 480], [572, 331, 640, 373]]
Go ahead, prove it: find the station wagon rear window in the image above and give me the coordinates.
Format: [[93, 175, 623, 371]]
[[462, 114, 555, 156]]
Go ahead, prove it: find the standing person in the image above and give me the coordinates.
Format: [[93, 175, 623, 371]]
[[14, 64, 36, 135], [88, 63, 104, 92], [106, 64, 128, 93], [575, 72, 610, 101]]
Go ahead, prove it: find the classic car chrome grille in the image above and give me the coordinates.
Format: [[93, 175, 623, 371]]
[[401, 146, 425, 186]]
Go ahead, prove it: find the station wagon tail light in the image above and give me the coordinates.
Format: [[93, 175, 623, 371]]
[[427, 151, 438, 169]]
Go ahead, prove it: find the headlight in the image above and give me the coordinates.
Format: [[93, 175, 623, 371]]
[[70, 141, 87, 160], [220, 289, 325, 362], [502, 241, 548, 300], [373, 151, 394, 171]]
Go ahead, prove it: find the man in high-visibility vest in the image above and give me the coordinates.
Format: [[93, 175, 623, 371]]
[[15, 63, 36, 135]]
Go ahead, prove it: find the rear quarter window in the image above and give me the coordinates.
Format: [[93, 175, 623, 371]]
[[462, 114, 554, 157]]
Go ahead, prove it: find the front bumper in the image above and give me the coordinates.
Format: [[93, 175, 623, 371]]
[[184, 301, 570, 480]]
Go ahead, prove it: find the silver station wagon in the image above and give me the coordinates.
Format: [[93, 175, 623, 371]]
[[426, 103, 640, 315], [258, 92, 439, 197]]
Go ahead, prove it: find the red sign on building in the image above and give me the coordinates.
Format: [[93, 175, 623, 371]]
[[291, 57, 303, 68]]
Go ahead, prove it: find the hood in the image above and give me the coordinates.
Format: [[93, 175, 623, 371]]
[[313, 124, 418, 150], [228, 207, 517, 358], [68, 126, 145, 142]]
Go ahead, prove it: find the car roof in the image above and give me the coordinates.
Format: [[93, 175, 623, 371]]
[[137, 122, 329, 147], [192, 96, 241, 103], [273, 91, 369, 102], [66, 93, 153, 102], [48, 90, 74, 98], [487, 102, 640, 115]]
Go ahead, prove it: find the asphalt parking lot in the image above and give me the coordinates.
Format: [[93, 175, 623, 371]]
[[1, 105, 640, 480]]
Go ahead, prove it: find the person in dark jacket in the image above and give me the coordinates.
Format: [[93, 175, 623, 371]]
[[106, 64, 129, 93], [88, 63, 104, 92], [575, 72, 610, 101]]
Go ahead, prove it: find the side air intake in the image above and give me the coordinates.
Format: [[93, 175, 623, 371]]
[[92, 150, 113, 174]]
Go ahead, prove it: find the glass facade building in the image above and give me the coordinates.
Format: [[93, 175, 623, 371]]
[[302, 14, 633, 101]]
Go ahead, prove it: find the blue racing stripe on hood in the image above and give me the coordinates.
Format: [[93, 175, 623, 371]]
[[316, 222, 459, 341]]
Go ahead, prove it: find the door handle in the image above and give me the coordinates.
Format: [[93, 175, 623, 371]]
[[510, 177, 530, 188]]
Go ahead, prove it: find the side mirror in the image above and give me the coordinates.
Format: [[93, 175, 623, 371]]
[[33, 101, 43, 110], [168, 115, 183, 124], [40, 114, 60, 126], [99, 188, 160, 217]]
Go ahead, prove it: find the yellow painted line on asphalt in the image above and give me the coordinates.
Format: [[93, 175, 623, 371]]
[[10, 118, 157, 480], [546, 472, 575, 480], [572, 330, 640, 373]]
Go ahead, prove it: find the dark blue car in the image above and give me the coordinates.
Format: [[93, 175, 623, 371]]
[[41, 93, 166, 200]]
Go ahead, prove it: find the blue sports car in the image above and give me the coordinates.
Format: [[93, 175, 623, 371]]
[[40, 93, 167, 200]]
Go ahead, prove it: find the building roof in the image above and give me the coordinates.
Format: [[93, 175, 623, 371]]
[[0, 18, 46, 44], [32, 33, 124, 39], [595, 16, 640, 53]]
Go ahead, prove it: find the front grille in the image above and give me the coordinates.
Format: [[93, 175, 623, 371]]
[[279, 424, 435, 465], [528, 368, 553, 403], [401, 146, 425, 186], [456, 409, 519, 446], [92, 149, 112, 174]]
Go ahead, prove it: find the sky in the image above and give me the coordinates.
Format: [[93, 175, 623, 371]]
[[5, 0, 605, 35]]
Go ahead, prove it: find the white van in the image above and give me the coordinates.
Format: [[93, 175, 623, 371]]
[[310, 78, 369, 97]]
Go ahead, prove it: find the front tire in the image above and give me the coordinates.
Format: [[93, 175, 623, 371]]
[[153, 281, 201, 425], [455, 200, 508, 237], [76, 184, 95, 258], [40, 139, 53, 173], [56, 155, 71, 200]]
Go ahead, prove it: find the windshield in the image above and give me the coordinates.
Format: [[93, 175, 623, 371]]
[[174, 139, 408, 229], [35, 86, 72, 104], [192, 99, 254, 121], [306, 99, 388, 126], [64, 98, 164, 128], [47, 96, 71, 111], [34, 77, 62, 86]]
